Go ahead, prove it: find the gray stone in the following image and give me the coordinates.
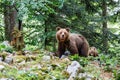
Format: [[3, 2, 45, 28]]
[[0, 78, 8, 80], [18, 61, 26, 66], [0, 78, 13, 80], [2, 41, 10, 47], [24, 50, 32, 55], [61, 55, 68, 59], [42, 55, 51, 62], [0, 65, 5, 71], [86, 74, 94, 80], [86, 78, 92, 80], [64, 51, 71, 56], [0, 57, 3, 61], [4, 57, 13, 64], [78, 73, 87, 78], [78, 73, 94, 80], [49, 52, 56, 56], [66, 61, 82, 80], [33, 64, 42, 69]]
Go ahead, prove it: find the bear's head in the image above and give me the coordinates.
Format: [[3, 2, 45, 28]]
[[56, 27, 70, 42], [88, 47, 98, 56]]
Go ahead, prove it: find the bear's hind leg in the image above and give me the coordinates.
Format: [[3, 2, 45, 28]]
[[80, 43, 89, 57]]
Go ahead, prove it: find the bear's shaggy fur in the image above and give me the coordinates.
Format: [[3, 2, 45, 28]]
[[56, 27, 89, 58], [88, 47, 98, 57]]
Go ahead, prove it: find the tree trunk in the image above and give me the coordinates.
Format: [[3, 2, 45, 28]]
[[44, 20, 48, 50], [4, 5, 17, 42], [102, 0, 109, 54]]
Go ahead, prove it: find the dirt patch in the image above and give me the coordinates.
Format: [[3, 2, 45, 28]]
[[90, 61, 113, 80]]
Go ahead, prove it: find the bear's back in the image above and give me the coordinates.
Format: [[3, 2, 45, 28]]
[[69, 33, 84, 46]]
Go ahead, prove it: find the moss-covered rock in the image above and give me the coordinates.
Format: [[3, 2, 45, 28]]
[[0, 51, 9, 61], [13, 55, 27, 63]]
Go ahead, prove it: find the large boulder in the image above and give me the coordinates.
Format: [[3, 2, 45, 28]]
[[66, 61, 82, 80]]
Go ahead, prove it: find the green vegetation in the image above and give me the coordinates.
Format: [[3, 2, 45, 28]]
[[0, 0, 120, 79]]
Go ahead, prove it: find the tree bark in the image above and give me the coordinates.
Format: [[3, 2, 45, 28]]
[[102, 0, 109, 53], [44, 20, 48, 50], [4, 5, 17, 42]]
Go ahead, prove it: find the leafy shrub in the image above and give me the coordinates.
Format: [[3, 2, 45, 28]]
[[24, 45, 39, 51], [0, 27, 4, 41], [69, 54, 89, 67], [99, 54, 118, 72], [69, 54, 79, 61], [113, 70, 120, 80], [4, 46, 13, 53], [0, 43, 13, 53], [16, 72, 40, 80], [78, 57, 89, 67], [0, 43, 5, 51]]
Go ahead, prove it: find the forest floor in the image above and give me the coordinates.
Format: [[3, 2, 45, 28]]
[[0, 50, 120, 80], [91, 61, 113, 80]]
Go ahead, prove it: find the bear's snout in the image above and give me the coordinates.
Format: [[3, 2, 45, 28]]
[[61, 32, 65, 38], [62, 34, 64, 38]]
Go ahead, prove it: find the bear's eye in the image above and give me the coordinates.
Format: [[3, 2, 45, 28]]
[[60, 32, 62, 34]]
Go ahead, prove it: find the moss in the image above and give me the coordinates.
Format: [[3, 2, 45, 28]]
[[32, 50, 41, 54], [13, 55, 27, 63], [41, 67, 49, 73], [62, 70, 70, 78], [0, 52, 8, 61]]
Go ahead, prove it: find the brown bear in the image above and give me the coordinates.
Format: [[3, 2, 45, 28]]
[[88, 47, 98, 57], [56, 27, 89, 58]]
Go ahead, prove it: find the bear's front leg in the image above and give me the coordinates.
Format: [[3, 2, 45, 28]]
[[58, 43, 66, 58]]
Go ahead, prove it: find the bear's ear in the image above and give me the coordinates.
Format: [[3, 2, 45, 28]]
[[65, 28, 70, 32], [56, 27, 61, 31]]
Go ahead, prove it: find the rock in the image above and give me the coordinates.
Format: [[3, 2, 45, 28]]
[[61, 55, 68, 59], [78, 73, 87, 79], [61, 58, 71, 64], [3, 53, 13, 64], [86, 74, 94, 80], [36, 65, 42, 69], [0, 65, 5, 71], [42, 55, 51, 62], [64, 51, 71, 56], [66, 61, 82, 80], [13, 55, 26, 63], [2, 41, 10, 47], [0, 78, 13, 80], [24, 50, 32, 55], [27, 55, 36, 61], [49, 52, 56, 56], [0, 57, 3, 61], [60, 51, 70, 59], [33, 64, 42, 69], [0, 61, 8, 66], [86, 78, 92, 80], [78, 73, 94, 80], [18, 61, 26, 66], [0, 78, 8, 80], [4, 56, 13, 64]]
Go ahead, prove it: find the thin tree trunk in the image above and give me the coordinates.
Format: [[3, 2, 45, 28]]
[[102, 0, 109, 53], [44, 20, 48, 50], [4, 5, 17, 42]]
